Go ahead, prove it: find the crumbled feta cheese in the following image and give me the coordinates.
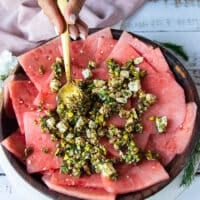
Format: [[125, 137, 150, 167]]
[[56, 121, 68, 133], [116, 97, 127, 104], [93, 80, 106, 87], [134, 57, 144, 65], [88, 120, 97, 129], [46, 117, 56, 129], [128, 80, 141, 92], [50, 78, 61, 92], [82, 68, 92, 79], [120, 70, 129, 78]]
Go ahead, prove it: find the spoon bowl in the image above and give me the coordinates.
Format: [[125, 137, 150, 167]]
[[57, 0, 81, 105]]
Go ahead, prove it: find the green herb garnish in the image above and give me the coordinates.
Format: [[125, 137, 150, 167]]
[[0, 75, 8, 81], [39, 58, 159, 179], [158, 42, 189, 61], [181, 139, 200, 186]]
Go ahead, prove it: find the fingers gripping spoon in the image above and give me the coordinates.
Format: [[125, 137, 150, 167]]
[[57, 0, 81, 105]]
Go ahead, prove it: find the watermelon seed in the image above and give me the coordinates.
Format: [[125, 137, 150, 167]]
[[27, 159, 32, 165], [80, 50, 84, 54], [46, 55, 52, 61], [19, 98, 24, 104], [24, 147, 34, 160]]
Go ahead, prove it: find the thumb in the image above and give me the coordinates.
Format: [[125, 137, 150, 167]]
[[64, 0, 86, 24]]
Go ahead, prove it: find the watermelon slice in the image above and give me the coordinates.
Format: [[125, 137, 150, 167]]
[[146, 134, 177, 166], [143, 48, 171, 73], [95, 37, 117, 64], [42, 174, 116, 200], [146, 102, 197, 165], [8, 80, 38, 133], [114, 31, 170, 73], [121, 32, 153, 55], [102, 160, 169, 194], [50, 170, 104, 188], [18, 37, 62, 91], [134, 72, 186, 150], [33, 73, 58, 110], [71, 28, 113, 68], [104, 32, 156, 75], [142, 72, 186, 134], [3, 73, 28, 118], [1, 130, 25, 163], [175, 102, 197, 153], [23, 112, 61, 173], [70, 40, 84, 66], [33, 91, 57, 110]]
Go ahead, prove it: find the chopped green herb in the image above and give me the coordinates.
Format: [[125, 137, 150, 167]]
[[155, 116, 168, 133], [38, 58, 160, 179], [0, 74, 8, 81]]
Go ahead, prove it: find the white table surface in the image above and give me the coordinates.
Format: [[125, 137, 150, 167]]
[[1, 0, 200, 199]]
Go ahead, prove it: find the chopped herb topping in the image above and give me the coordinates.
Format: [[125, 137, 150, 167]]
[[39, 58, 160, 179], [155, 116, 168, 133], [52, 57, 64, 78]]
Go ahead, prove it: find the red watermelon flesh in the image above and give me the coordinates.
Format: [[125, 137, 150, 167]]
[[106, 116, 126, 129], [105, 32, 156, 75], [142, 72, 186, 133], [70, 40, 84, 66], [95, 37, 117, 64], [102, 160, 169, 194], [143, 48, 171, 73], [146, 134, 177, 166], [8, 80, 38, 133], [51, 170, 104, 189], [134, 72, 186, 150], [134, 133, 151, 151], [116, 32, 170, 73], [145, 102, 197, 166], [119, 32, 153, 55], [23, 112, 61, 173], [1, 130, 25, 163], [100, 138, 120, 158], [175, 102, 197, 153], [42, 174, 116, 200], [33, 91, 57, 110], [3, 73, 28, 118], [71, 28, 113, 68], [18, 37, 62, 91], [33, 73, 57, 110]]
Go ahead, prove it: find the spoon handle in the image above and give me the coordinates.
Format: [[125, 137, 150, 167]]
[[57, 0, 71, 82]]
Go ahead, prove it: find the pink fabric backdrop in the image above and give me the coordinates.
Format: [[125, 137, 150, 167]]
[[0, 0, 146, 55]]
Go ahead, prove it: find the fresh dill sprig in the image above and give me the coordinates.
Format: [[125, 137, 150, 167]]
[[157, 42, 189, 61], [181, 139, 200, 186]]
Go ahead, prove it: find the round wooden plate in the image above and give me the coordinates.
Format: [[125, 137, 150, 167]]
[[0, 29, 200, 200]]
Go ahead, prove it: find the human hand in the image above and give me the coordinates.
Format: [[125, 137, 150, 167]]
[[38, 0, 88, 40]]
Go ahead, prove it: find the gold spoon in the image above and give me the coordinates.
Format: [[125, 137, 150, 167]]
[[57, 0, 81, 105]]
